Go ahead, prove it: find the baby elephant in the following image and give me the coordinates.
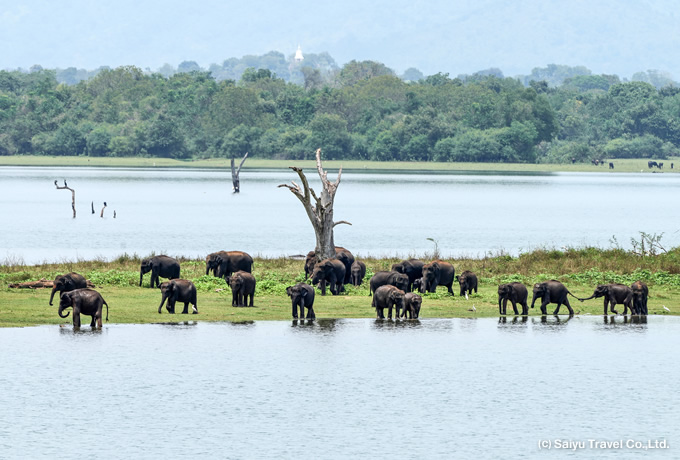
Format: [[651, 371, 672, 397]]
[[226, 270, 256, 307], [286, 283, 316, 319], [497, 282, 529, 315], [402, 292, 423, 319], [372, 285, 406, 319], [59, 288, 109, 328], [456, 270, 478, 298], [158, 279, 198, 314]]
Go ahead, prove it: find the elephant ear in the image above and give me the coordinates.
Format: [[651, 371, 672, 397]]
[[301, 288, 308, 298], [432, 262, 440, 277], [286, 286, 293, 297]]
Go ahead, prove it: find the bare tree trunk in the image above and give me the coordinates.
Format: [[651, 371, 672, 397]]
[[100, 202, 107, 218], [278, 149, 351, 262], [54, 180, 76, 218], [231, 152, 248, 193]]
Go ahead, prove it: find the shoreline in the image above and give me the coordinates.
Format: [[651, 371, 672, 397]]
[[0, 155, 678, 173]]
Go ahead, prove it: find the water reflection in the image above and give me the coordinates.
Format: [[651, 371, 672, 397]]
[[155, 321, 198, 328], [289, 318, 343, 335], [370, 319, 423, 331], [58, 326, 105, 337], [532, 314, 574, 331], [228, 320, 255, 327], [597, 314, 648, 332], [497, 315, 529, 332]]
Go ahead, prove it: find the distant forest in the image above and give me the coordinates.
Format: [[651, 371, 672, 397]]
[[1, 51, 679, 163]]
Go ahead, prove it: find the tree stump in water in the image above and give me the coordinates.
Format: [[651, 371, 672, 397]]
[[231, 152, 248, 193]]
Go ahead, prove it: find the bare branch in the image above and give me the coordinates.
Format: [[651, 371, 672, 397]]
[[333, 220, 352, 227], [54, 180, 76, 218]]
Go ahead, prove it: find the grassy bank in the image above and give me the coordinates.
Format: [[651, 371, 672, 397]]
[[0, 155, 678, 173], [1, 248, 679, 327]]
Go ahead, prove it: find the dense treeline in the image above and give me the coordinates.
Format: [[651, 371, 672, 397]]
[[1, 61, 679, 162]]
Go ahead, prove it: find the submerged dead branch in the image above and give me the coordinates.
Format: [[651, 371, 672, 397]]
[[54, 180, 76, 218]]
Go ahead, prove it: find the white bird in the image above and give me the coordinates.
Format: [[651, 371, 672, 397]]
[[468, 305, 476, 312], [663, 305, 670, 312], [465, 293, 469, 300]]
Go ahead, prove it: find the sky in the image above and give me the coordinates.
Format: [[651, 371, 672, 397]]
[[2, 0, 679, 79]]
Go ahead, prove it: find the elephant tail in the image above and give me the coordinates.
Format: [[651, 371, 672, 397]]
[[568, 291, 587, 302], [103, 300, 109, 322]]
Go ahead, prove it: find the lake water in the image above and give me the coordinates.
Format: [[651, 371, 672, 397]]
[[1, 166, 679, 264], [0, 316, 676, 458]]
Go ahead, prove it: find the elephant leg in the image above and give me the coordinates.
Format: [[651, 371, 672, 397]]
[[73, 310, 81, 328], [249, 293, 254, 307], [306, 307, 315, 319], [510, 300, 519, 315], [561, 299, 574, 315], [540, 300, 548, 315], [387, 304, 393, 320], [182, 302, 189, 314], [521, 302, 529, 316], [609, 300, 619, 315], [292, 303, 298, 319], [96, 309, 103, 327]]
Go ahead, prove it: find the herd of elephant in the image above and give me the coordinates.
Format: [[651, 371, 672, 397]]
[[49, 248, 651, 328]]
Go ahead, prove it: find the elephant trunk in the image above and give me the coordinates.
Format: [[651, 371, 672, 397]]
[[498, 296, 502, 311], [530, 294, 537, 309], [579, 294, 597, 301], [158, 294, 167, 314], [49, 286, 58, 306], [58, 305, 71, 318], [139, 270, 144, 287], [205, 264, 210, 276]]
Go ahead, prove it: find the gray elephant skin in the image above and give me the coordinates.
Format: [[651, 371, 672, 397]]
[[206, 251, 253, 279], [59, 288, 109, 328], [579, 283, 634, 315], [630, 280, 649, 315], [226, 270, 256, 307], [305, 247, 354, 284], [158, 279, 198, 314], [531, 280, 578, 315], [49, 272, 87, 306], [350, 260, 366, 286], [369, 271, 409, 296], [456, 270, 478, 297], [391, 259, 424, 292], [311, 258, 346, 296], [402, 292, 422, 319], [372, 285, 406, 320], [497, 282, 528, 315], [420, 260, 455, 295], [286, 283, 316, 319], [139, 255, 180, 288]]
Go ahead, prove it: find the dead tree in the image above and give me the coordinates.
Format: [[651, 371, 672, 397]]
[[100, 202, 107, 218], [278, 149, 351, 262], [91, 201, 95, 214], [231, 152, 248, 193], [54, 180, 76, 218]]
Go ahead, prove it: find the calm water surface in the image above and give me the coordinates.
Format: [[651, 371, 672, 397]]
[[0, 316, 677, 458], [1, 166, 679, 263]]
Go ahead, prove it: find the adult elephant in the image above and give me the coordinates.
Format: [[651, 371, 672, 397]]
[[226, 271, 256, 307], [59, 288, 109, 328], [206, 251, 253, 279], [139, 255, 180, 288], [311, 258, 345, 296], [498, 282, 529, 315], [648, 160, 658, 169], [402, 292, 423, 319], [531, 280, 578, 315], [49, 272, 87, 306], [456, 270, 478, 298], [579, 284, 634, 315], [350, 260, 366, 286], [305, 247, 354, 284], [286, 283, 316, 319], [420, 260, 455, 295], [631, 280, 649, 315], [372, 285, 406, 320], [369, 271, 409, 296], [158, 279, 198, 314], [391, 259, 424, 292]]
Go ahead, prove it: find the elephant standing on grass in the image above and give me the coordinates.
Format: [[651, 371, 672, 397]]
[[372, 285, 406, 320], [631, 281, 649, 315], [369, 271, 409, 296], [140, 255, 180, 288], [311, 259, 346, 296], [226, 271, 256, 307], [498, 282, 529, 315], [158, 279, 197, 314], [350, 260, 366, 286], [59, 288, 109, 328], [305, 247, 354, 284], [206, 251, 253, 279], [579, 284, 634, 315], [531, 280, 578, 315], [420, 261, 455, 295], [456, 271, 478, 298], [49, 272, 87, 305], [391, 259, 424, 292], [286, 283, 316, 319]]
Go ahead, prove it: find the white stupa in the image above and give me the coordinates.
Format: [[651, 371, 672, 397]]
[[294, 45, 304, 62]]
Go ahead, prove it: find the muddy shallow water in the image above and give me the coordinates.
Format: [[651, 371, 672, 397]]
[[0, 316, 677, 458]]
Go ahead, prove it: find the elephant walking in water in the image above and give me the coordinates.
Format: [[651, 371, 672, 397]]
[[498, 282, 529, 315], [372, 285, 406, 320], [630, 280, 649, 315], [49, 272, 87, 305], [531, 280, 579, 315], [579, 284, 634, 315], [59, 288, 109, 328]]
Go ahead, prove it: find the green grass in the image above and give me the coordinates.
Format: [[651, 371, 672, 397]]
[[2, 249, 679, 327], [1, 155, 678, 173]]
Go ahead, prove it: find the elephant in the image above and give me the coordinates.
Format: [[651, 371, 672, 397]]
[[310, 258, 346, 296], [497, 282, 529, 315], [579, 284, 634, 315], [139, 255, 180, 288], [648, 161, 658, 169], [158, 279, 197, 314], [630, 280, 649, 315], [456, 270, 478, 298], [609, 162, 614, 169], [531, 280, 578, 315], [286, 283, 316, 319], [391, 259, 424, 292], [419, 260, 455, 295], [350, 260, 366, 286], [49, 272, 87, 305], [372, 285, 406, 320], [305, 247, 354, 284], [402, 292, 423, 319], [59, 288, 109, 328], [226, 270, 256, 307], [206, 251, 253, 279], [369, 271, 409, 296]]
